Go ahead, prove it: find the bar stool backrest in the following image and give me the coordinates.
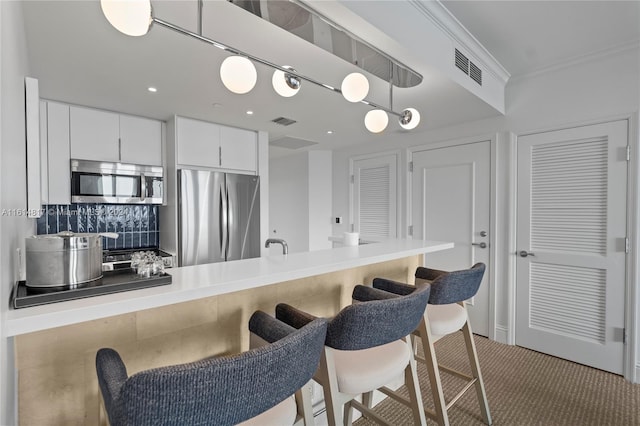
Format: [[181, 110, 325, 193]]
[[415, 262, 485, 305], [325, 284, 431, 351], [96, 316, 328, 426]]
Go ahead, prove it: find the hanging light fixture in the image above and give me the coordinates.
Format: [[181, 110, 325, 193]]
[[341, 72, 369, 103], [364, 110, 389, 133], [100, 0, 421, 133], [272, 66, 301, 97], [100, 0, 152, 36], [219, 56, 257, 94], [399, 108, 421, 130]]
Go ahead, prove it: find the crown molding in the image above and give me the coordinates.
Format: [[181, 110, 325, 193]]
[[509, 40, 640, 82], [409, 0, 511, 84]]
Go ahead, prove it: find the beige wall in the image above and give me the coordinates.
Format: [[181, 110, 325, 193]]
[[15, 256, 420, 425]]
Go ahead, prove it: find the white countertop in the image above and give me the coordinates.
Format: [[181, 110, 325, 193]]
[[6, 239, 453, 336]]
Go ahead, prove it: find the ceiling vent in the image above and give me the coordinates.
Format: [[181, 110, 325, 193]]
[[470, 62, 482, 85], [455, 48, 482, 86], [270, 136, 318, 150], [455, 49, 469, 75], [271, 117, 297, 126]]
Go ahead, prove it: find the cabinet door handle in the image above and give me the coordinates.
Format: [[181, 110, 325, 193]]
[[219, 146, 222, 167], [118, 138, 122, 161]]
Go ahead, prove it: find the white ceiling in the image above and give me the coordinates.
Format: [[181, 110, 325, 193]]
[[21, 1, 640, 158], [442, 0, 640, 77]]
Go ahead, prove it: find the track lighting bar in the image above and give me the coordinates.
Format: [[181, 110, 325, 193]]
[[153, 17, 403, 118]]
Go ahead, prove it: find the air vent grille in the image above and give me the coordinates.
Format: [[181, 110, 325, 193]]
[[470, 62, 482, 85], [455, 49, 469, 75], [454, 48, 482, 86], [272, 117, 297, 126]]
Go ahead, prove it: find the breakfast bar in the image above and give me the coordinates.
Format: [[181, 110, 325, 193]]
[[8, 239, 452, 425]]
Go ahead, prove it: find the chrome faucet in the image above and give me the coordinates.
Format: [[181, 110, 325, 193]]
[[265, 238, 288, 255]]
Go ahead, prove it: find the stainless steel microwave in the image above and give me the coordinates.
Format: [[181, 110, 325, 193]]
[[70, 159, 163, 204]]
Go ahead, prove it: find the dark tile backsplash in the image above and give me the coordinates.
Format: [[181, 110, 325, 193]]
[[36, 204, 160, 250]]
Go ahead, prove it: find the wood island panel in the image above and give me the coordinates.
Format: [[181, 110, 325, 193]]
[[14, 256, 421, 425]]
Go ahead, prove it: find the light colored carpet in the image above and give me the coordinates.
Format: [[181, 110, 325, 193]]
[[354, 333, 640, 425]]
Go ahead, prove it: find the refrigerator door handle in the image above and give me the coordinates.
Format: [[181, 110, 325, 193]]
[[220, 181, 228, 258], [226, 182, 234, 259]]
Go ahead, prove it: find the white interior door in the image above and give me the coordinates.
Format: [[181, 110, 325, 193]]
[[352, 154, 398, 238], [516, 120, 627, 374], [411, 141, 491, 336]]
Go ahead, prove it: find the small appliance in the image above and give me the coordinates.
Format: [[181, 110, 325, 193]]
[[71, 159, 163, 204]]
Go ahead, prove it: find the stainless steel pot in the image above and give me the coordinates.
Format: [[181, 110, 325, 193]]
[[25, 232, 118, 288]]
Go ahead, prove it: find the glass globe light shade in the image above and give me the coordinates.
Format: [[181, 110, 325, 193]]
[[272, 66, 300, 97], [364, 109, 389, 133], [399, 108, 421, 130], [341, 72, 369, 103], [220, 56, 257, 94], [100, 0, 152, 36]]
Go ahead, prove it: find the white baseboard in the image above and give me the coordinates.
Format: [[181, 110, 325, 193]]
[[494, 325, 509, 344]]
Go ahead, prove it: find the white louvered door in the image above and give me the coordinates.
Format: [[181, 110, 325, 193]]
[[516, 121, 628, 374], [352, 154, 398, 238]]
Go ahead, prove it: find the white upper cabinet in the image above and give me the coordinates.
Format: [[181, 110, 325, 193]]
[[69, 105, 162, 166], [175, 116, 257, 173], [176, 117, 220, 168], [219, 126, 257, 172], [70, 106, 120, 162], [120, 115, 162, 165], [45, 101, 72, 205]]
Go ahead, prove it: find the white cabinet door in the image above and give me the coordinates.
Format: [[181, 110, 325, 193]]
[[39, 101, 49, 203], [70, 106, 119, 161], [219, 126, 257, 172], [176, 117, 220, 168], [47, 102, 71, 205], [120, 115, 162, 165]]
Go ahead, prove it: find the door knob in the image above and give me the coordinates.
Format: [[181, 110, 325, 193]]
[[472, 242, 487, 249], [479, 231, 487, 237], [519, 250, 535, 257]]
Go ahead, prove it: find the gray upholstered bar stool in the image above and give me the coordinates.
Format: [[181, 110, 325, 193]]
[[276, 282, 431, 426], [95, 311, 327, 426], [406, 262, 492, 425]]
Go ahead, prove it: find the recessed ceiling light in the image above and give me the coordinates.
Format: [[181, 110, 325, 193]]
[[246, 110, 254, 115], [327, 130, 333, 134], [147, 87, 157, 93]]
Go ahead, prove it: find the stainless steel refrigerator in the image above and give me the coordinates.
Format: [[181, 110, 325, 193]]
[[178, 169, 260, 266]]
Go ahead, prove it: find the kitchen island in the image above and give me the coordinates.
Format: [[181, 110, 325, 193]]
[[9, 239, 452, 425]]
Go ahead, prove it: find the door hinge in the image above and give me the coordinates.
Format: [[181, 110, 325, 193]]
[[350, 175, 354, 184], [626, 145, 631, 161], [408, 225, 413, 236], [408, 161, 414, 172], [625, 237, 630, 254]]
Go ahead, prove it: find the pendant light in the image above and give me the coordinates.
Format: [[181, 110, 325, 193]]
[[364, 109, 389, 133], [100, 0, 422, 133], [220, 56, 257, 94], [272, 66, 301, 97], [100, 0, 152, 36], [399, 108, 421, 130], [341, 72, 369, 103]]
